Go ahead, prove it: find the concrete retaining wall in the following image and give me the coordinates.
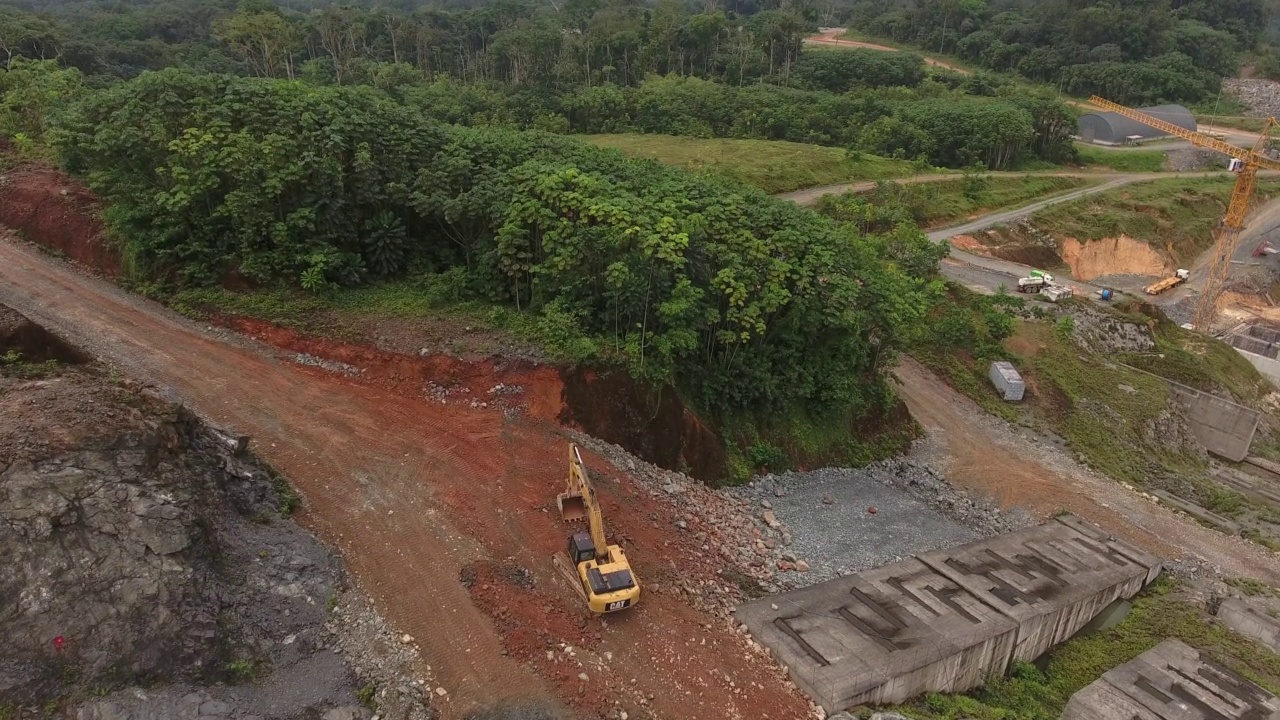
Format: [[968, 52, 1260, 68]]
[[735, 515, 1161, 713], [1237, 346, 1280, 387], [1061, 638, 1280, 719], [1165, 383, 1260, 462], [1218, 599, 1280, 654]]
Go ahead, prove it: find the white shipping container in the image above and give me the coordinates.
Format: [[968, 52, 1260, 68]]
[[988, 360, 1025, 402]]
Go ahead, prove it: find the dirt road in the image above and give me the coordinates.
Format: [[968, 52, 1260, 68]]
[[0, 236, 809, 720], [781, 169, 1279, 302], [804, 29, 970, 74], [895, 357, 1280, 583]]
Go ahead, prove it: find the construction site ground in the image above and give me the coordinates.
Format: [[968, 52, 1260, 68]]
[[11, 123, 1280, 718], [0, 233, 814, 720]]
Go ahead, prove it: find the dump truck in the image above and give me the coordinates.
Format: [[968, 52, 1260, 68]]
[[1143, 269, 1190, 295]]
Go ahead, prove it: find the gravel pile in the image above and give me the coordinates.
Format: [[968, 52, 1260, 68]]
[[293, 352, 363, 377], [1224, 79, 1280, 117], [1164, 148, 1221, 172], [576, 429, 1033, 598], [730, 458, 1032, 589]]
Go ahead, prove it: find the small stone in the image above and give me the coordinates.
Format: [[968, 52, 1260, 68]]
[[760, 499, 772, 509], [867, 506, 878, 514], [773, 486, 785, 497], [796, 560, 810, 572], [761, 510, 781, 529], [821, 493, 835, 505], [777, 560, 795, 571], [781, 551, 797, 563], [435, 687, 448, 697], [621, 713, 629, 720], [764, 538, 776, 549], [400, 634, 414, 644], [578, 673, 590, 682], [676, 520, 687, 530]]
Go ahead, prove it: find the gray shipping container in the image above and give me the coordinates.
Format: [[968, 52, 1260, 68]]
[[988, 361, 1025, 402]]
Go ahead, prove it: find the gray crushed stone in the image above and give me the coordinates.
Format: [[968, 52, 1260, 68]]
[[729, 458, 1033, 589], [1224, 79, 1280, 117], [293, 353, 363, 377]]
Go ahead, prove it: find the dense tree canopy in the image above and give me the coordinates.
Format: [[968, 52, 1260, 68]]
[[48, 69, 943, 416], [844, 0, 1266, 104]]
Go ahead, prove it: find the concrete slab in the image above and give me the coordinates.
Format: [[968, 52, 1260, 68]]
[[735, 515, 1161, 713], [736, 557, 1017, 709], [920, 514, 1160, 661], [1218, 599, 1280, 655], [1062, 638, 1280, 720], [1150, 490, 1243, 536]]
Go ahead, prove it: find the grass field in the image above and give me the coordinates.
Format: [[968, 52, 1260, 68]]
[[1073, 144, 1167, 172], [871, 175, 1096, 229], [582, 134, 923, 193], [1027, 175, 1280, 265]]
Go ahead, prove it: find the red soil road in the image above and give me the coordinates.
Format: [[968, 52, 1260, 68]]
[[0, 233, 809, 720]]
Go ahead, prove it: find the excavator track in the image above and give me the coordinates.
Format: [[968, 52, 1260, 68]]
[[552, 551, 588, 603]]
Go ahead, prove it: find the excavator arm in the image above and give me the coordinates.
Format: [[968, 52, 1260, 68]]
[[1087, 96, 1280, 172], [558, 444, 610, 562]]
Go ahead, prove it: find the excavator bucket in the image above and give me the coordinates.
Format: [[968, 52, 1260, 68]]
[[558, 444, 589, 522], [557, 492, 586, 522]]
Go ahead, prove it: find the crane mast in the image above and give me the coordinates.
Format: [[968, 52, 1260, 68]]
[[1087, 96, 1280, 331]]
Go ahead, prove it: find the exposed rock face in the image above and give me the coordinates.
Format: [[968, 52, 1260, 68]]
[[0, 307, 433, 719], [0, 373, 337, 702], [1224, 78, 1280, 117]]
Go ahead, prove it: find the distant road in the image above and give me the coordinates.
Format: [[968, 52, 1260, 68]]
[[777, 169, 1280, 303]]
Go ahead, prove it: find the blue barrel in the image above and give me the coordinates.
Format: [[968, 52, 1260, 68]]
[[1100, 289, 1113, 301]]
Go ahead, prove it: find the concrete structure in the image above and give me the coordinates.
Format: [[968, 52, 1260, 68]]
[[1218, 599, 1280, 654], [1078, 104, 1196, 144], [1165, 383, 1261, 462], [1150, 489, 1242, 536], [735, 515, 1161, 713], [1226, 322, 1280, 386], [1061, 638, 1280, 720], [988, 361, 1025, 401], [1118, 363, 1260, 461], [1237, 346, 1280, 387]]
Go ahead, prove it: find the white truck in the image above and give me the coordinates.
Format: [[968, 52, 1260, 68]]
[[1016, 276, 1049, 293]]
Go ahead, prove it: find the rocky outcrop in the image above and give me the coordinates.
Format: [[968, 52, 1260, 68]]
[[0, 306, 433, 719]]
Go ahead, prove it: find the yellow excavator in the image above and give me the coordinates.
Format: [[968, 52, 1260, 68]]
[[552, 444, 640, 613]]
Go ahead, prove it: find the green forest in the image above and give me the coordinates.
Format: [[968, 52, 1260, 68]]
[[0, 0, 1272, 472], [847, 0, 1268, 105]]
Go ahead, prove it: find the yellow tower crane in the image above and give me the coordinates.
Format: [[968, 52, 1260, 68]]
[[1087, 96, 1280, 330]]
